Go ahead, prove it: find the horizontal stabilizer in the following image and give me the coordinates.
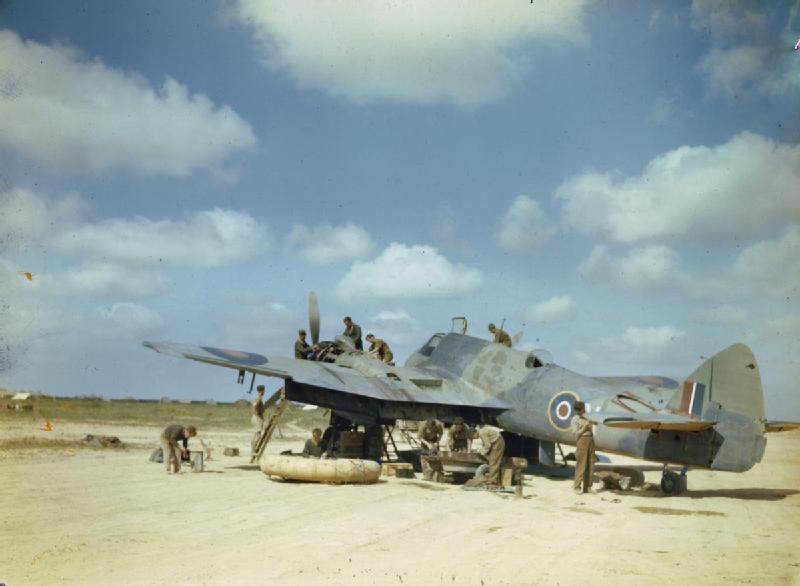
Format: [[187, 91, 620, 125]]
[[593, 375, 679, 389], [764, 421, 800, 432], [594, 411, 717, 432]]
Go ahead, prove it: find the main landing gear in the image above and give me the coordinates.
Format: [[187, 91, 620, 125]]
[[660, 465, 688, 495]]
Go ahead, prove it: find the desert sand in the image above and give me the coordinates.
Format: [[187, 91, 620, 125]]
[[1, 421, 799, 585]]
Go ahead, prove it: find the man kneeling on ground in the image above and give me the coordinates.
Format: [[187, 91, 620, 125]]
[[160, 424, 197, 474]]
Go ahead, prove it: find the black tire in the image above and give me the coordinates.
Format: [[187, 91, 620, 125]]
[[660, 471, 679, 495]]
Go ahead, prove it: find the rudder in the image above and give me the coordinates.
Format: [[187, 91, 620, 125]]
[[671, 343, 764, 421]]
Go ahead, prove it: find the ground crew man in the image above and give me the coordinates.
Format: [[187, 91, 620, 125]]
[[476, 425, 505, 486], [447, 417, 471, 452], [418, 419, 444, 452], [250, 385, 266, 462], [303, 428, 325, 458], [366, 333, 393, 364], [160, 424, 197, 474], [342, 316, 363, 350], [571, 400, 595, 494], [488, 323, 512, 347], [295, 329, 311, 359]]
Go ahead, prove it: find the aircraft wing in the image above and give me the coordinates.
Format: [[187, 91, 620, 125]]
[[142, 341, 510, 413], [593, 411, 717, 432], [764, 421, 800, 432]]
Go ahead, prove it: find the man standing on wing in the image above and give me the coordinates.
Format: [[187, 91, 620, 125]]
[[342, 316, 363, 350]]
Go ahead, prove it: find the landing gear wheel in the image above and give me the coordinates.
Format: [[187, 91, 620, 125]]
[[660, 471, 678, 494], [660, 471, 687, 495]]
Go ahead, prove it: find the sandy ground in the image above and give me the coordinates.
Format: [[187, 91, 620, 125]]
[[1, 421, 799, 586]]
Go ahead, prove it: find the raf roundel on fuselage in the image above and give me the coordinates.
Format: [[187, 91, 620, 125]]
[[547, 390, 581, 432]]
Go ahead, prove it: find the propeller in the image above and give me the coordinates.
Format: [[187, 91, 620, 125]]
[[308, 291, 320, 345], [512, 331, 524, 347]]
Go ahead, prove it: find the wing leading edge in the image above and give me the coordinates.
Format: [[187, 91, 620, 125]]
[[142, 341, 510, 413]]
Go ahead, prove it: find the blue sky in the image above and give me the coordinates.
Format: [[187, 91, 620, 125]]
[[1, 0, 798, 418]]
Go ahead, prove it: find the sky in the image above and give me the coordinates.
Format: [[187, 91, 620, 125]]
[[0, 0, 798, 418]]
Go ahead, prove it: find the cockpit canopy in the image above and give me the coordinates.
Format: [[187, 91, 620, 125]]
[[525, 349, 553, 368], [417, 333, 445, 357]]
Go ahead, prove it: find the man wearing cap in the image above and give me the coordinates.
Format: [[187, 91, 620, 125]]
[[160, 424, 197, 474], [366, 333, 393, 364], [302, 428, 325, 458], [447, 417, 471, 452], [488, 323, 512, 347], [342, 316, 363, 350], [295, 329, 311, 359], [250, 385, 266, 462], [571, 400, 595, 494]]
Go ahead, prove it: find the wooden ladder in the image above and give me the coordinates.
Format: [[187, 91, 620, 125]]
[[251, 388, 288, 462]]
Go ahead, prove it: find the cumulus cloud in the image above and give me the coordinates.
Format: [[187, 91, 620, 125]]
[[690, 0, 766, 39], [697, 45, 799, 96], [365, 309, 425, 344], [233, 0, 589, 106], [578, 244, 682, 289], [95, 302, 166, 338], [525, 295, 576, 323], [556, 132, 800, 243], [497, 195, 556, 253], [53, 208, 269, 267], [578, 228, 800, 299], [287, 223, 375, 264], [0, 258, 168, 300], [53, 262, 170, 298], [690, 0, 798, 97], [598, 325, 686, 363], [336, 242, 484, 300], [0, 187, 84, 252], [730, 226, 800, 297], [0, 30, 256, 175]]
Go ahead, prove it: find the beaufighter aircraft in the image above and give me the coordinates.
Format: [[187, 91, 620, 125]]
[[144, 293, 797, 494]]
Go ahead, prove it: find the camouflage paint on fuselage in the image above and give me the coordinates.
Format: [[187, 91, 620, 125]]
[[407, 333, 764, 472]]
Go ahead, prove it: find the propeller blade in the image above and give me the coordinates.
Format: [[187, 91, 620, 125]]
[[308, 291, 320, 345], [512, 331, 524, 347]]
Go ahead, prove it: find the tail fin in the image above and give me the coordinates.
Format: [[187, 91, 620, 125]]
[[670, 343, 764, 421]]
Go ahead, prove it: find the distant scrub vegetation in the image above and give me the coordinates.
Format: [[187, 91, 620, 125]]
[[0, 390, 329, 430]]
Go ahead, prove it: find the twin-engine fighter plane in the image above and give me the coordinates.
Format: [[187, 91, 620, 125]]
[[144, 293, 797, 494]]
